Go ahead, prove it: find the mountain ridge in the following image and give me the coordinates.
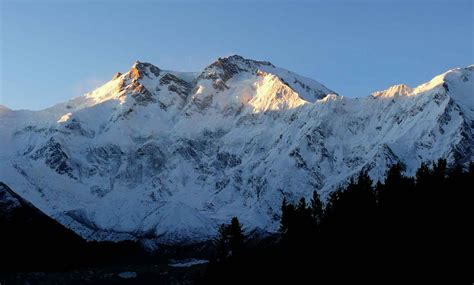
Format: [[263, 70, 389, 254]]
[[0, 55, 472, 244]]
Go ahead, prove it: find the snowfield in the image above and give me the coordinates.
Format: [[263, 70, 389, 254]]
[[0, 55, 472, 244]]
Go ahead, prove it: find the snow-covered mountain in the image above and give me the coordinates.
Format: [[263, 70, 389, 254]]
[[0, 55, 472, 244]]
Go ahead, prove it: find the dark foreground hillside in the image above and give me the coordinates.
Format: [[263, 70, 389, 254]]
[[0, 182, 207, 284]]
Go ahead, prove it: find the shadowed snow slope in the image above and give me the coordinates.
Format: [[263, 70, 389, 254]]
[[0, 56, 472, 244]]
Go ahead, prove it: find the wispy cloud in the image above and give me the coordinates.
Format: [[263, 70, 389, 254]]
[[71, 77, 107, 97]]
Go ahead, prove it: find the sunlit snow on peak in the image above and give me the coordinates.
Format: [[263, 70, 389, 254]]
[[57, 112, 72, 123], [372, 84, 414, 98]]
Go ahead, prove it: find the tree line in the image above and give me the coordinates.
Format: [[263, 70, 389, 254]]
[[202, 160, 474, 284]]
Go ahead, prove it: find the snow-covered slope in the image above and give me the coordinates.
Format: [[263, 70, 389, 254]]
[[0, 56, 472, 244]]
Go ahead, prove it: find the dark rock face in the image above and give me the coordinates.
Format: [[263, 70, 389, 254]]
[[442, 82, 450, 92], [62, 118, 95, 138], [86, 144, 123, 177], [289, 148, 308, 169], [129, 81, 155, 105], [293, 77, 338, 98], [112, 72, 122, 80], [159, 73, 192, 99], [199, 55, 275, 83], [209, 58, 247, 82], [30, 137, 75, 178], [136, 143, 166, 175], [216, 152, 241, 169], [213, 79, 229, 91], [147, 64, 161, 77], [129, 61, 161, 80], [222, 55, 274, 71]]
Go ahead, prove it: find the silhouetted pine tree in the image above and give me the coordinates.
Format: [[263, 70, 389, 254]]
[[415, 161, 432, 189], [325, 171, 376, 233], [214, 217, 245, 261], [433, 158, 447, 185], [310, 191, 324, 226], [296, 198, 314, 243], [279, 198, 296, 240], [279, 197, 289, 234], [378, 163, 414, 207], [228, 217, 245, 256], [216, 223, 229, 261]]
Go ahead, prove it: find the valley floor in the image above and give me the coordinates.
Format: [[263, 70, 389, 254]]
[[0, 260, 207, 285]]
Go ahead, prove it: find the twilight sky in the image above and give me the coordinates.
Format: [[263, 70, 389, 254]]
[[1, 0, 472, 110]]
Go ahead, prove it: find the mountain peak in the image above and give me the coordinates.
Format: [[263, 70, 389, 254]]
[[129, 61, 161, 80], [198, 55, 275, 84], [219, 54, 274, 66], [220, 54, 245, 62], [214, 55, 275, 70], [373, 84, 414, 98], [415, 65, 473, 93]]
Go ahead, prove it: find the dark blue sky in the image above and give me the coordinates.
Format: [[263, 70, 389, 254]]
[[1, 0, 472, 110]]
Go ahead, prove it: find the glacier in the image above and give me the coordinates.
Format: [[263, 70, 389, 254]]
[[0, 55, 472, 244]]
